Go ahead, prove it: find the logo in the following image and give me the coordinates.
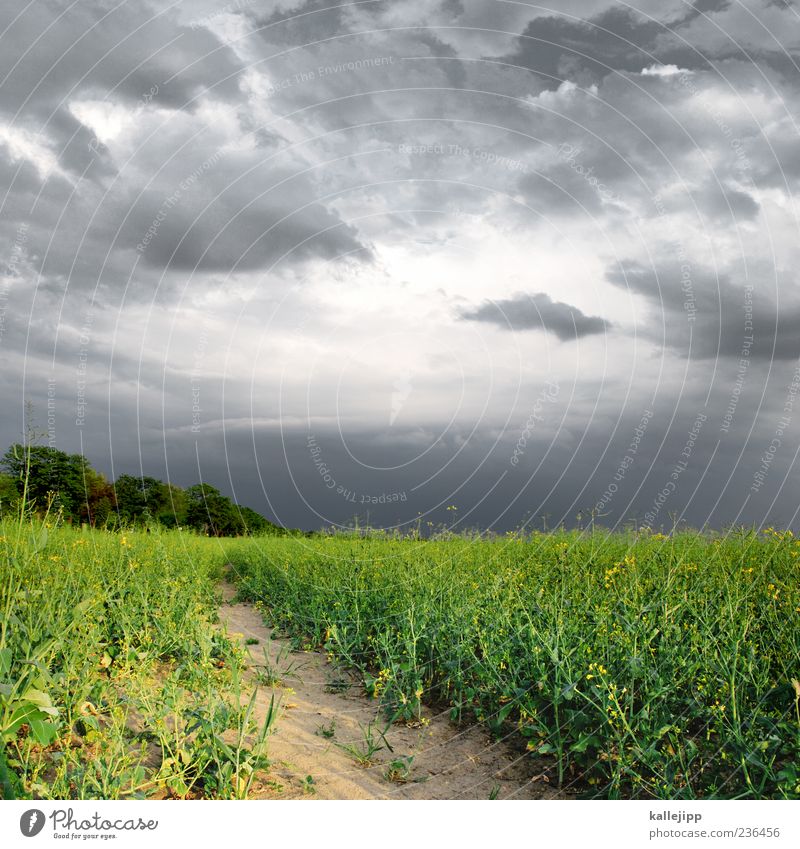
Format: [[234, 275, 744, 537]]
[[20, 810, 46, 837]]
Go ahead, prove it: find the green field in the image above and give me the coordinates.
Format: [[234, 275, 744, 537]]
[[0, 518, 274, 800], [231, 528, 800, 799], [2, 517, 799, 799]]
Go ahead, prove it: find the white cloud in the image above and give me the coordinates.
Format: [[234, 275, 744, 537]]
[[0, 123, 64, 178], [640, 63, 687, 77], [69, 99, 138, 145]]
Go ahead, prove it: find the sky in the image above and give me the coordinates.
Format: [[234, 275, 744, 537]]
[[1, 0, 799, 532]]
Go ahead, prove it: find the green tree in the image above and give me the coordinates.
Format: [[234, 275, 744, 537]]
[[113, 474, 184, 526], [185, 484, 243, 536], [0, 473, 19, 518], [236, 505, 282, 535], [79, 467, 116, 527], [1, 444, 94, 522], [112, 474, 148, 523], [156, 483, 189, 528]]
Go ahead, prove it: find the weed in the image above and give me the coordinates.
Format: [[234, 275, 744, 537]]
[[252, 641, 305, 689], [335, 719, 393, 767], [0, 509, 275, 799], [385, 755, 414, 783], [316, 721, 336, 739], [231, 530, 800, 799]]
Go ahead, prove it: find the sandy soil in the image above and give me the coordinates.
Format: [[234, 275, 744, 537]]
[[217, 583, 566, 800]]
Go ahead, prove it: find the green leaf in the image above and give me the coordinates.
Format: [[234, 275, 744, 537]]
[[559, 680, 578, 701], [20, 689, 58, 716], [0, 648, 11, 677], [4, 703, 44, 737], [498, 702, 515, 723], [29, 718, 58, 746], [570, 734, 600, 754], [32, 527, 48, 552], [167, 777, 189, 797], [74, 599, 93, 614]]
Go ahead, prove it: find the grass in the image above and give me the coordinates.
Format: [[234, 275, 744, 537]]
[[3, 494, 799, 800], [0, 514, 274, 799], [231, 527, 800, 799], [251, 639, 305, 689], [335, 718, 393, 768], [316, 720, 336, 739]]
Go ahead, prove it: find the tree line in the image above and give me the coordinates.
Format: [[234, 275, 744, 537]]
[[0, 444, 287, 537]]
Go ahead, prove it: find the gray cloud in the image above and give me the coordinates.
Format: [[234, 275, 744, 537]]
[[503, 1, 800, 91], [2, 0, 800, 534], [459, 292, 611, 339], [606, 259, 800, 360], [503, 7, 665, 88]]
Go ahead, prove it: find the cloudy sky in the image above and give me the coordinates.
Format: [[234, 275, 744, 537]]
[[1, 0, 799, 531]]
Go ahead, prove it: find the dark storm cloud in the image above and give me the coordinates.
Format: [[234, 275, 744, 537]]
[[517, 160, 619, 216], [0, 1, 243, 116], [150, 382, 800, 533], [459, 292, 610, 340], [0, 4, 373, 293], [2, 0, 800, 536], [121, 168, 371, 273], [692, 0, 731, 13], [607, 260, 800, 360], [504, 7, 665, 87], [691, 179, 760, 222], [250, 0, 347, 46], [0, 2, 245, 183], [503, 1, 799, 90]]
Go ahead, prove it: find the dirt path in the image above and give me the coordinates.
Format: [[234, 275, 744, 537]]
[[217, 583, 564, 800]]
